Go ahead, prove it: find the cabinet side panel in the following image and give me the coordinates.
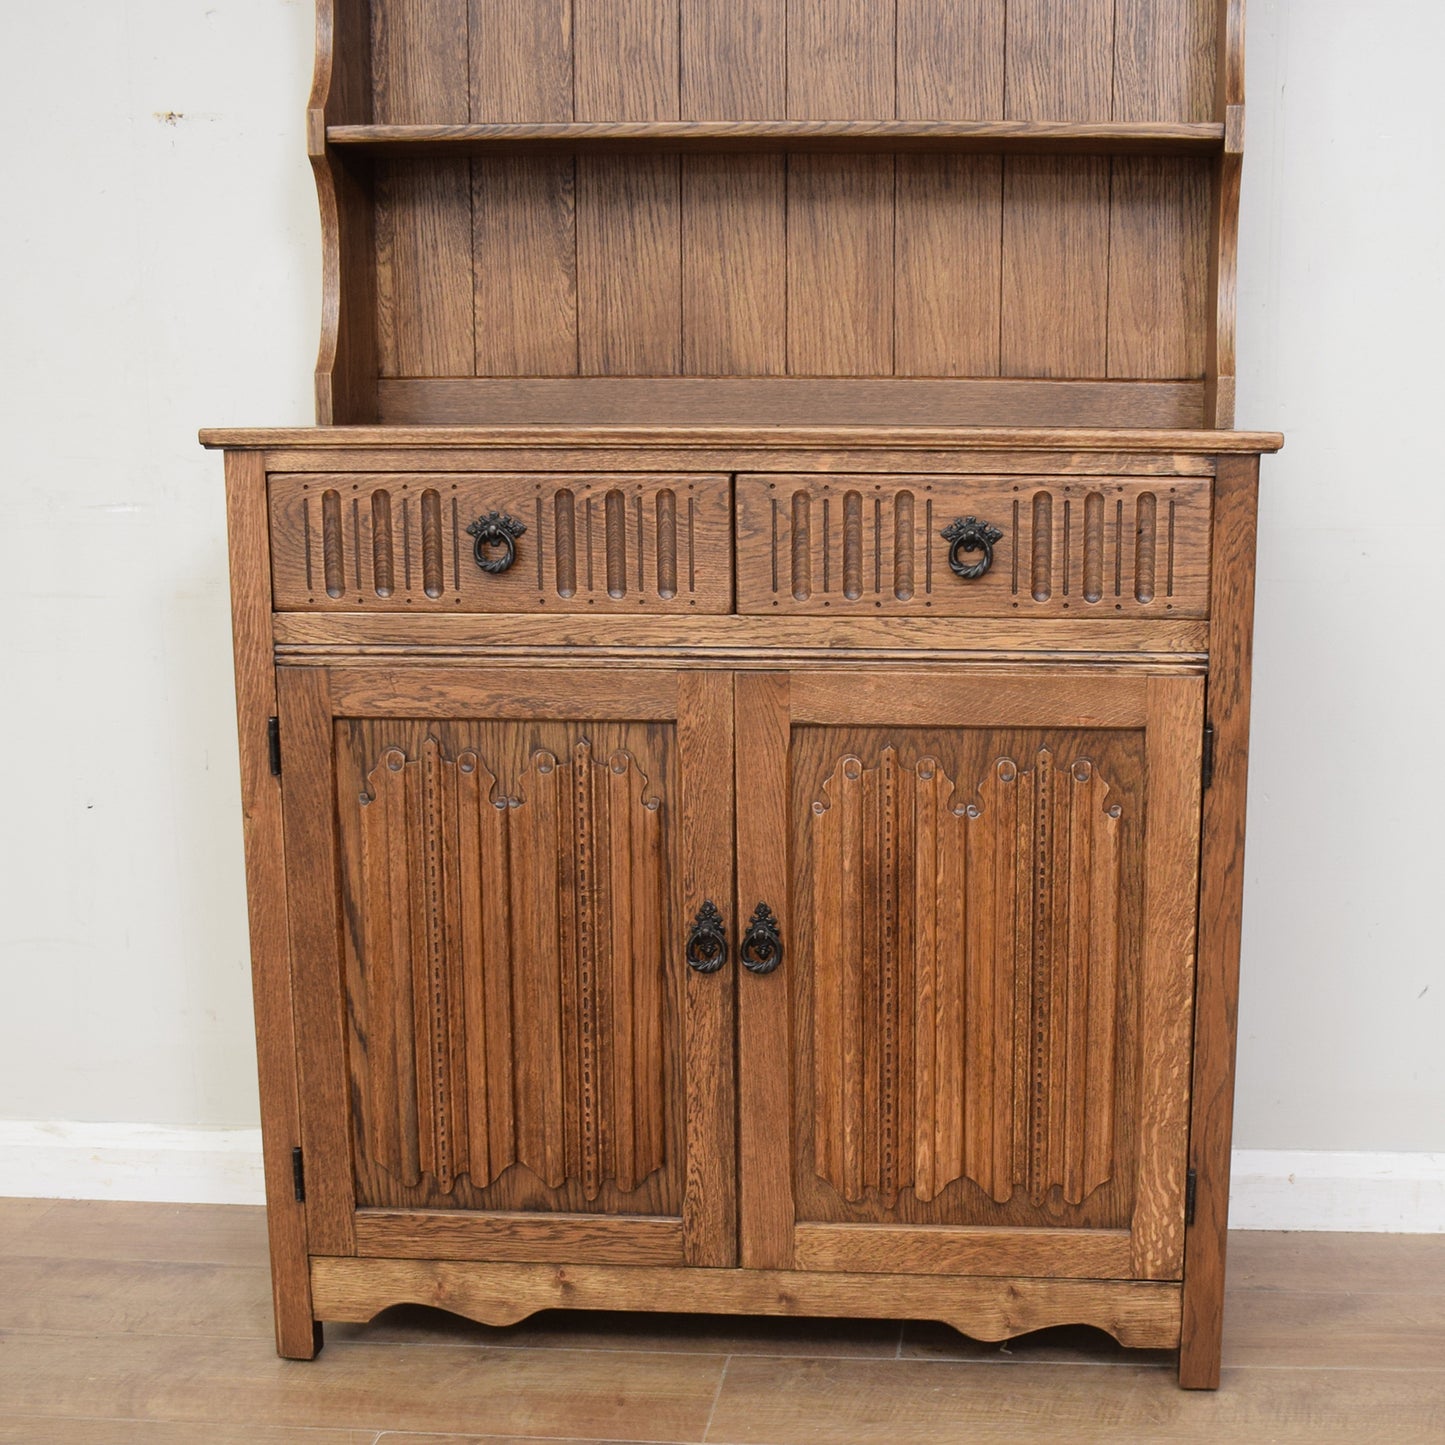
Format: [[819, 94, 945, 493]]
[[1180, 455, 1259, 1388], [470, 0, 573, 122], [224, 453, 316, 1358], [896, 0, 1005, 120], [681, 0, 786, 119]]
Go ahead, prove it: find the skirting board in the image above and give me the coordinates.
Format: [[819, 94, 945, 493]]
[[0, 1124, 1441, 1232]]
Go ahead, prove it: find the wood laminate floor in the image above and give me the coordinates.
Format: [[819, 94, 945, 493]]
[[0, 1200, 1441, 1443]]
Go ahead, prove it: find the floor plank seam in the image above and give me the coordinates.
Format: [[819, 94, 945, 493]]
[[700, 1353, 731, 1444]]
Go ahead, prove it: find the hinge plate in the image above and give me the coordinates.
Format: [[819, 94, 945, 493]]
[[1201, 725, 1216, 791], [268, 716, 282, 777], [1185, 1167, 1198, 1226], [291, 1145, 305, 1203]]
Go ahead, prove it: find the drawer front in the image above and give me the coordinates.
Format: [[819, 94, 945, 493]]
[[736, 475, 1211, 618], [269, 472, 733, 613]]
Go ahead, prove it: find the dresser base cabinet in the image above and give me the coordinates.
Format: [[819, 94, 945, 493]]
[[210, 427, 1279, 1390]]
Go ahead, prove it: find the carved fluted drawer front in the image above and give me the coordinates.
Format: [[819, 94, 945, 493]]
[[268, 472, 732, 612], [735, 475, 1211, 618]]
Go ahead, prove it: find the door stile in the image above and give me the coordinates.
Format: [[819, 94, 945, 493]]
[[735, 671, 796, 1269], [276, 664, 357, 1256], [678, 670, 738, 1266], [1129, 673, 1206, 1279]]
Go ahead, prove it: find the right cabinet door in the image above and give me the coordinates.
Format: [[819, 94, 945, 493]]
[[736, 668, 1204, 1283]]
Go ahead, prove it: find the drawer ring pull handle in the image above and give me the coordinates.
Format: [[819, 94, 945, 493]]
[[942, 516, 1004, 581], [685, 901, 729, 975], [466, 511, 527, 575], [740, 903, 783, 976]]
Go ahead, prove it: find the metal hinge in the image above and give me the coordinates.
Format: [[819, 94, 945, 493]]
[[1185, 1167, 1198, 1227], [268, 717, 282, 777], [291, 1145, 306, 1203], [1201, 725, 1216, 791]]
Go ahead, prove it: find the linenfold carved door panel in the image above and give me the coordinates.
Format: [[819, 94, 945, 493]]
[[736, 670, 1203, 1282], [277, 665, 735, 1269]]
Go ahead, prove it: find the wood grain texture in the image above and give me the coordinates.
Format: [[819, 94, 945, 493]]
[[787, 156, 894, 375], [682, 155, 787, 375], [1179, 455, 1259, 1389], [1114, 0, 1216, 123], [374, 378, 1206, 427], [787, 1, 895, 120], [223, 453, 316, 1359], [574, 0, 679, 121], [353, 1211, 684, 1264], [1001, 157, 1111, 378], [736, 672, 795, 1269], [375, 158, 474, 376], [897, 1, 1005, 120], [677, 671, 738, 1266], [792, 1224, 1132, 1279], [275, 666, 355, 1261], [371, 0, 468, 124], [311, 1257, 1184, 1347], [894, 155, 1002, 376], [681, 0, 785, 119], [470, 0, 573, 122], [1108, 158, 1210, 379], [473, 156, 578, 374], [577, 155, 682, 375], [1005, 0, 1114, 122]]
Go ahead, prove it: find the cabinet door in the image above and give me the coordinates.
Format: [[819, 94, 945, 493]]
[[736, 669, 1203, 1282], [277, 664, 735, 1268]]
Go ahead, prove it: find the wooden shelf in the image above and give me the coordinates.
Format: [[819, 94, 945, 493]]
[[326, 120, 1225, 158]]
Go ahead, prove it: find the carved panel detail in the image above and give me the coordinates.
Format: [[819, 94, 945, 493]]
[[353, 735, 666, 1199], [809, 746, 1121, 1209]]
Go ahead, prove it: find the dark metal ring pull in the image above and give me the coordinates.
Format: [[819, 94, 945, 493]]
[[740, 903, 783, 976], [685, 901, 729, 974], [466, 511, 527, 575], [941, 515, 1004, 581]]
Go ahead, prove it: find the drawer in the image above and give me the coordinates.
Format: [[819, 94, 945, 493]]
[[269, 472, 733, 613], [735, 474, 1211, 618]]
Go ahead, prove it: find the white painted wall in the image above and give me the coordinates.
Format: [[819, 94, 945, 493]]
[[0, 3, 1440, 1177]]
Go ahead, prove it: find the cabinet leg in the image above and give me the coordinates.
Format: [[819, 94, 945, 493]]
[[1177, 1261, 1224, 1389], [276, 1311, 324, 1361]]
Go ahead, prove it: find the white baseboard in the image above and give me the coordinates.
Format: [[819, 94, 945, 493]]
[[0, 1122, 266, 1206], [1, 1124, 1441, 1232]]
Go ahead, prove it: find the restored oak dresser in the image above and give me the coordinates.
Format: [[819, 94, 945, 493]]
[[205, 0, 1280, 1390]]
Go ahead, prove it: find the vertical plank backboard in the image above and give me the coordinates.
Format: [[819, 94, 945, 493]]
[[473, 156, 579, 375], [577, 155, 683, 375], [1001, 157, 1110, 378], [1113, 0, 1216, 123], [681, 0, 786, 119], [788, 155, 895, 375], [683, 155, 787, 375], [470, 0, 574, 122], [896, 0, 1005, 119], [375, 160, 475, 377], [1005, 0, 1114, 121], [575, 0, 680, 120], [1108, 158, 1209, 379], [371, 0, 469, 123], [895, 155, 1003, 376], [787, 0, 895, 119]]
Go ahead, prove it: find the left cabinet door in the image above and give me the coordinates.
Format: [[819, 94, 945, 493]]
[[276, 663, 737, 1269]]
